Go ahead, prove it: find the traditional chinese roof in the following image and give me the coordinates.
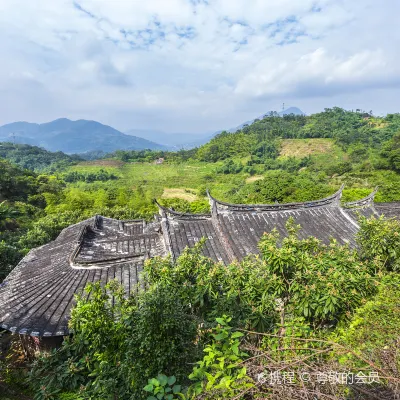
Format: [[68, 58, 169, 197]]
[[0, 216, 166, 337], [0, 187, 398, 337]]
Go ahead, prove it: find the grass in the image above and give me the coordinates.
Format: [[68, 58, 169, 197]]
[[64, 152, 400, 205], [161, 188, 198, 201], [245, 175, 264, 184], [280, 138, 335, 158], [77, 159, 125, 167], [66, 160, 248, 201]]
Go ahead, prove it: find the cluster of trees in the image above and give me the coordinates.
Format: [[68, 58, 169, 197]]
[[195, 109, 400, 173], [110, 148, 196, 163], [229, 170, 331, 204], [113, 149, 168, 162], [0, 159, 68, 279], [215, 159, 244, 174], [62, 169, 119, 183], [0, 142, 81, 172], [381, 132, 400, 172], [23, 216, 400, 399]]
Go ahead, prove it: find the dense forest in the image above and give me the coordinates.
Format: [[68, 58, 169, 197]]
[[0, 143, 82, 172], [0, 107, 400, 399]]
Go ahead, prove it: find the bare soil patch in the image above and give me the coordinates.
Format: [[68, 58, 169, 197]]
[[245, 175, 264, 184], [280, 139, 334, 158], [161, 188, 198, 201], [78, 160, 125, 167]]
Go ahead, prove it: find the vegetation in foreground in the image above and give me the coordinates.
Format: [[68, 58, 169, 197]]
[[1, 216, 398, 399]]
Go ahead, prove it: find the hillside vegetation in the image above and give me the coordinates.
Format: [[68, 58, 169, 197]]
[[0, 142, 82, 172], [279, 138, 335, 157]]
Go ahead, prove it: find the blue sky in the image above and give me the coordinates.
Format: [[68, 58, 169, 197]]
[[0, 0, 399, 135]]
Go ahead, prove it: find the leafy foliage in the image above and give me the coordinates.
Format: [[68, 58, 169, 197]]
[[0, 142, 81, 172], [188, 315, 253, 399], [143, 374, 185, 400], [357, 215, 400, 272], [62, 169, 118, 183], [381, 132, 400, 172], [29, 282, 198, 400], [258, 218, 377, 328]]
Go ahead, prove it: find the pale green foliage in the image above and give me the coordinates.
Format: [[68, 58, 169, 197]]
[[188, 316, 254, 399], [357, 215, 400, 272], [258, 217, 378, 328], [335, 274, 400, 368], [143, 374, 185, 400]]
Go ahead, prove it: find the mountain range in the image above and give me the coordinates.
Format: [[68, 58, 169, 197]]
[[0, 107, 305, 154], [0, 119, 167, 154]]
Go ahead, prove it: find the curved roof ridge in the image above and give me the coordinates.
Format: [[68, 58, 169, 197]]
[[375, 201, 400, 208], [343, 187, 379, 209], [206, 184, 344, 211], [153, 199, 211, 220]]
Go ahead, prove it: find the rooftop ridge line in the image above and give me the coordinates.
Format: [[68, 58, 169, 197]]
[[153, 199, 211, 220], [206, 185, 344, 211], [343, 187, 379, 209]]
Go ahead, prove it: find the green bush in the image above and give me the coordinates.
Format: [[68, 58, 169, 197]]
[[126, 285, 198, 397], [357, 215, 400, 272], [30, 282, 198, 400]]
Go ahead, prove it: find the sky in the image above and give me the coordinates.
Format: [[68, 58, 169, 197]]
[[0, 0, 399, 135]]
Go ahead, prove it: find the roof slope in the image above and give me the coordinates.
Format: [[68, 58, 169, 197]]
[[0, 187, 398, 337], [375, 202, 400, 219], [0, 216, 166, 336]]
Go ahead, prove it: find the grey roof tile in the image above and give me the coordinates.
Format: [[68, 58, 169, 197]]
[[0, 189, 398, 336]]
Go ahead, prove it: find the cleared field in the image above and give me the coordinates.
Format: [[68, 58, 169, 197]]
[[245, 175, 264, 184], [77, 160, 125, 167], [161, 188, 198, 201], [280, 139, 334, 158], [66, 160, 246, 201]]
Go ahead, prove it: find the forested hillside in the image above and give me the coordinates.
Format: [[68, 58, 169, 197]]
[[196, 107, 398, 162], [0, 142, 82, 172]]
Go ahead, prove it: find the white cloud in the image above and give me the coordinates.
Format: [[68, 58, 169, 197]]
[[235, 48, 394, 98], [0, 0, 399, 133]]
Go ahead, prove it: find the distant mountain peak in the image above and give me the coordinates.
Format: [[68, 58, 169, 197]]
[[279, 107, 305, 116], [0, 118, 168, 154]]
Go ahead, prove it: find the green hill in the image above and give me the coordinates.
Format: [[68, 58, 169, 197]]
[[0, 142, 82, 172], [0, 118, 168, 154]]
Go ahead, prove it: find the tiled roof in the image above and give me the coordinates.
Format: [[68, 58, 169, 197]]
[[0, 187, 398, 337]]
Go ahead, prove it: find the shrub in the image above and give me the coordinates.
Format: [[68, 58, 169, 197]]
[[126, 285, 198, 397], [29, 282, 198, 400], [258, 218, 377, 328], [188, 316, 253, 399], [357, 215, 400, 272]]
